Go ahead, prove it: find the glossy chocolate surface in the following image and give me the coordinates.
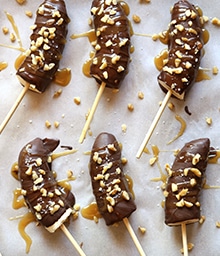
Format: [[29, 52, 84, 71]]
[[18, 138, 75, 229], [165, 138, 210, 225], [90, 132, 136, 225], [158, 0, 204, 100], [16, 0, 70, 93], [90, 0, 130, 89]]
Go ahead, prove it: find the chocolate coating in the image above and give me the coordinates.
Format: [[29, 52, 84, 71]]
[[16, 0, 70, 93], [18, 138, 75, 231], [90, 132, 136, 225], [165, 138, 210, 226], [158, 0, 204, 100], [90, 0, 130, 89]]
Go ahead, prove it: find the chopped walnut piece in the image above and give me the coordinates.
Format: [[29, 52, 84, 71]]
[[74, 204, 80, 211], [199, 215, 206, 224], [192, 153, 201, 165], [206, 117, 212, 125], [74, 97, 81, 105], [45, 120, 51, 128], [171, 183, 178, 192], [54, 121, 60, 128], [121, 157, 127, 165], [121, 124, 127, 133], [139, 0, 151, 2], [2, 27, 9, 35], [211, 17, 220, 26], [216, 221, 220, 228], [151, 33, 159, 41], [25, 11, 33, 18], [132, 14, 141, 23], [138, 226, 146, 234], [168, 102, 175, 110], [10, 33, 16, 42], [138, 91, 144, 99], [16, 0, 26, 4], [127, 103, 134, 112], [212, 66, 219, 75], [53, 88, 62, 98]]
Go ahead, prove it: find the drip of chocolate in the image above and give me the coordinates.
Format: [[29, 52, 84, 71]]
[[18, 138, 75, 232], [164, 138, 210, 226], [16, 0, 70, 93], [90, 132, 136, 225]]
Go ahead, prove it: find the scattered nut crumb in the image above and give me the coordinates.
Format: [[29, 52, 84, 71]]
[[199, 215, 206, 224], [53, 88, 62, 97], [138, 91, 144, 99], [74, 204, 80, 211], [138, 226, 146, 234], [10, 33, 16, 42], [203, 15, 209, 23], [2, 27, 9, 35], [88, 129, 93, 137], [180, 243, 194, 254], [121, 157, 128, 165], [121, 124, 127, 133], [168, 102, 175, 110], [16, 0, 26, 4], [206, 117, 212, 125], [25, 11, 33, 18], [54, 121, 60, 128], [132, 14, 141, 23], [216, 221, 220, 228], [127, 103, 134, 111], [211, 17, 220, 26], [139, 0, 151, 3], [212, 66, 219, 75], [152, 33, 159, 41], [45, 120, 51, 128], [74, 97, 81, 105]]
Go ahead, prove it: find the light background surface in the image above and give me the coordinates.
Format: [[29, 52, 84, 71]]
[[0, 0, 220, 255]]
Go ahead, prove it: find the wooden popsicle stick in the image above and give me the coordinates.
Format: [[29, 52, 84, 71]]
[[0, 83, 29, 134], [79, 82, 106, 143], [181, 223, 188, 256], [136, 90, 172, 159], [123, 218, 146, 256], [60, 224, 87, 256]]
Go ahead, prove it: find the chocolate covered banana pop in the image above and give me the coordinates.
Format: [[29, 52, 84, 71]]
[[17, 137, 86, 255], [0, 0, 70, 134], [89, 132, 146, 255], [158, 0, 204, 100], [90, 132, 136, 225], [136, 0, 205, 158], [18, 138, 75, 232], [17, 0, 70, 93], [164, 138, 210, 225], [79, 0, 131, 142]]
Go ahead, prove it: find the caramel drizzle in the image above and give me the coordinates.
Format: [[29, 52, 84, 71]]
[[167, 114, 186, 144], [0, 12, 25, 52]]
